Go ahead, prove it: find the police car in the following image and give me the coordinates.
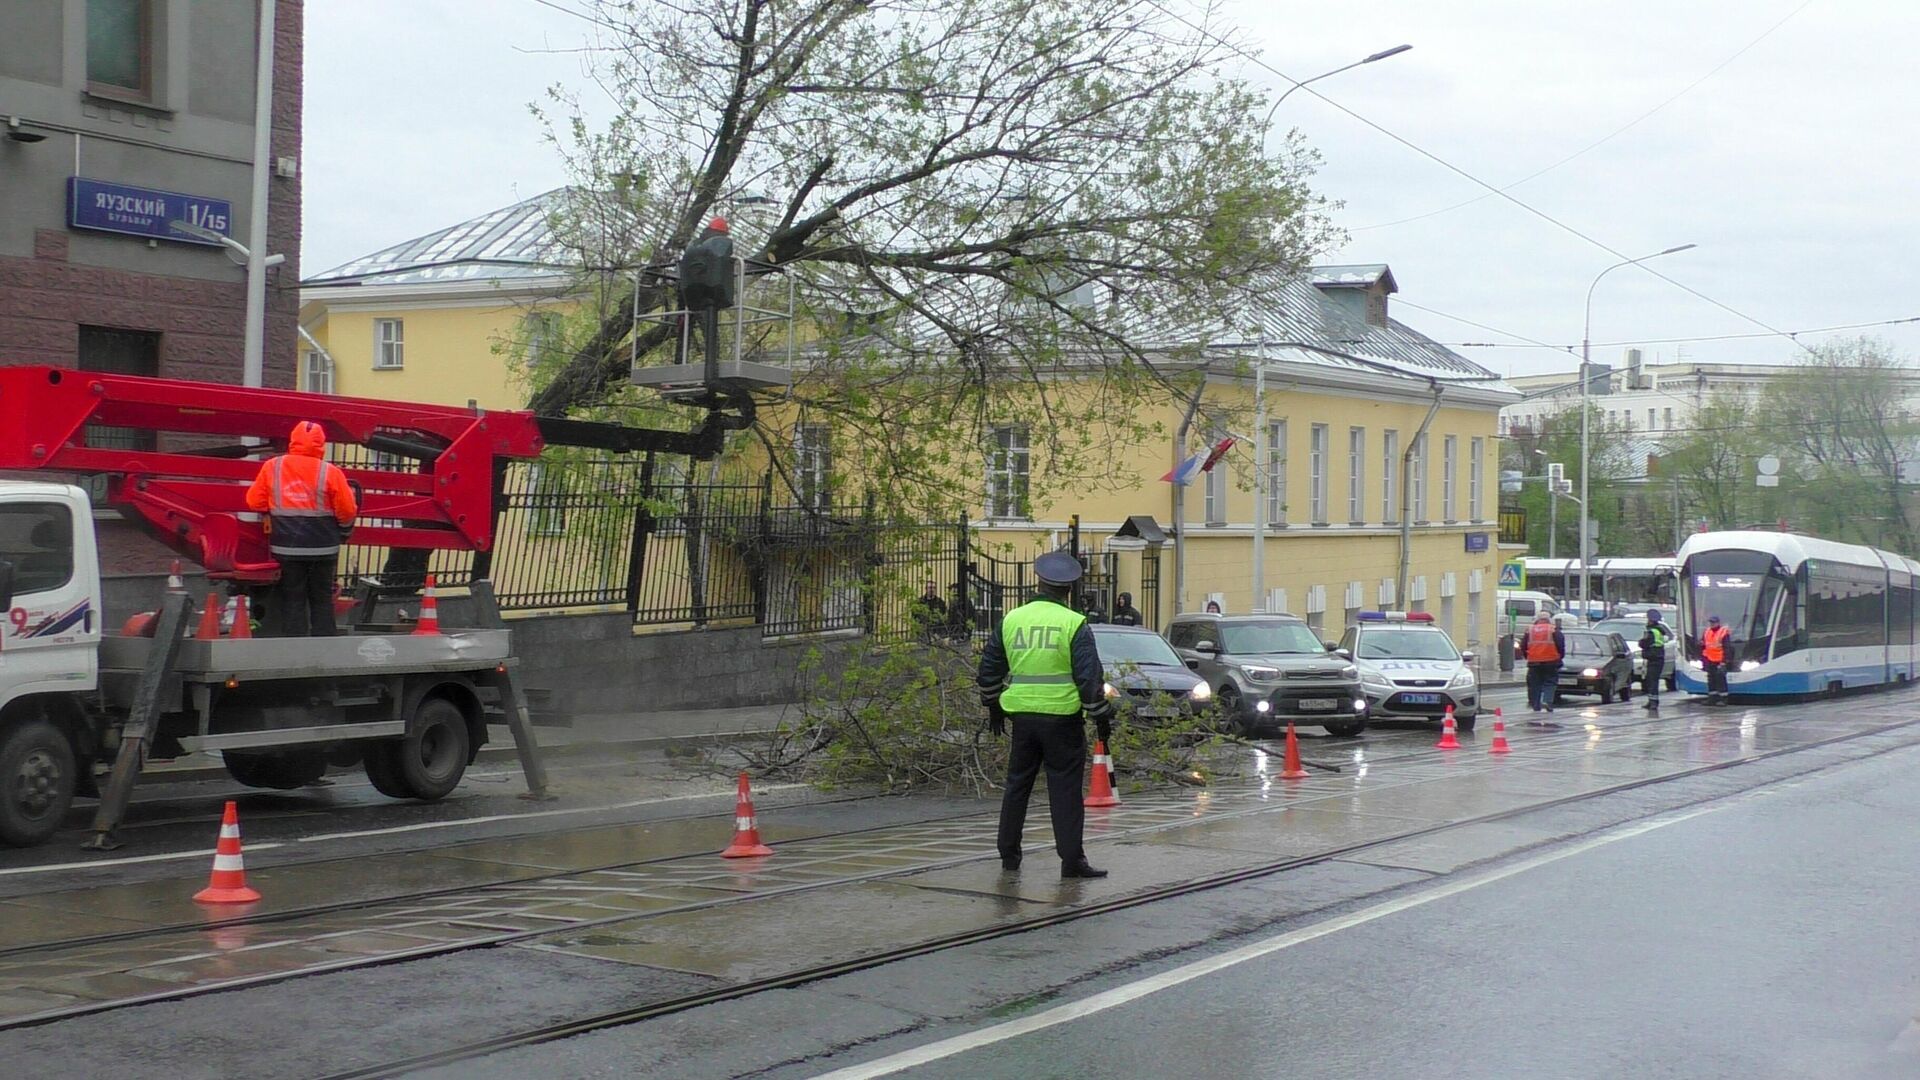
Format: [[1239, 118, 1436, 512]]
[[1335, 612, 1480, 730]]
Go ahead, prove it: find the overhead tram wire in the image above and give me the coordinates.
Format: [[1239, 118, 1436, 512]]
[[1145, 0, 1819, 356], [1349, 0, 1819, 233]]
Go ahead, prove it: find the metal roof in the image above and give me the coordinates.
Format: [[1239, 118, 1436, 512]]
[[1309, 264, 1395, 290], [305, 188, 579, 288]]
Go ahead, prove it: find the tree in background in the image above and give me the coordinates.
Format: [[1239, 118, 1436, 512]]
[[1499, 403, 1635, 556], [519, 0, 1335, 517], [1755, 337, 1919, 551], [1654, 397, 1771, 537]]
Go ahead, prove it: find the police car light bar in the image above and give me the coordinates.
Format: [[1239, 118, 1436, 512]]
[[1356, 611, 1435, 622]]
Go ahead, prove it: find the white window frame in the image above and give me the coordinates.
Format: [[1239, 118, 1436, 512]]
[[1442, 434, 1458, 522], [1411, 433, 1428, 523], [795, 423, 832, 510], [1469, 437, 1485, 521], [1347, 426, 1365, 524], [1309, 423, 1329, 525], [1382, 429, 1399, 524], [302, 350, 334, 395], [1266, 420, 1287, 527], [1204, 428, 1228, 526], [374, 319, 405, 370], [986, 425, 1030, 520]]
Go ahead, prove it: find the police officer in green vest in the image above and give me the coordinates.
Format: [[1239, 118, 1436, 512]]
[[978, 551, 1114, 879], [1639, 609, 1672, 711]]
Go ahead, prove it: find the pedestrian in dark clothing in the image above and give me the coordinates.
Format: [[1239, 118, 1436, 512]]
[[911, 581, 947, 642], [1639, 609, 1672, 710], [944, 584, 975, 640], [978, 551, 1114, 880], [1522, 614, 1567, 717], [1110, 592, 1143, 627]]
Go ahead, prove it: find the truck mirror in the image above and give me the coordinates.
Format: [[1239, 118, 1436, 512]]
[[0, 559, 12, 610]]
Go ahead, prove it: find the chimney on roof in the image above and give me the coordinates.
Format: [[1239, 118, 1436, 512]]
[[1311, 265, 1397, 330]]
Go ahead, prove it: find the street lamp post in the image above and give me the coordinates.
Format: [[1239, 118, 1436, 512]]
[[1253, 43, 1411, 613], [1579, 242, 1695, 621]]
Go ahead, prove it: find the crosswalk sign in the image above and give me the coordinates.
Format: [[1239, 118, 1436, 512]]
[[1498, 560, 1525, 589]]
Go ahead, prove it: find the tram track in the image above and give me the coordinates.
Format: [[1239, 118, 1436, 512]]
[[306, 709, 1920, 1080]]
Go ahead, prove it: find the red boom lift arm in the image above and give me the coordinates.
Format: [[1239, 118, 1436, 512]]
[[0, 366, 547, 582]]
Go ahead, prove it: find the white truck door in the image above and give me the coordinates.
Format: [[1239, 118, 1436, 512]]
[[0, 490, 100, 706]]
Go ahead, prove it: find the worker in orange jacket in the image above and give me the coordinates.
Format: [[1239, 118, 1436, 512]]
[[245, 421, 358, 636], [1701, 614, 1732, 705]]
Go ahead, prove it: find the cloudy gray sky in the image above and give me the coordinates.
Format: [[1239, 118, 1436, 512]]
[[302, 0, 1920, 378]]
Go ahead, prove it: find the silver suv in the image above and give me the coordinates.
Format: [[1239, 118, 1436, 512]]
[[1166, 614, 1368, 736]]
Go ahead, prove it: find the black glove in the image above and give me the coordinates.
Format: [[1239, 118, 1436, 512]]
[[986, 700, 1007, 737], [1087, 699, 1114, 744]]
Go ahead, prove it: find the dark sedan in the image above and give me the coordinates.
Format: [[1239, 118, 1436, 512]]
[[1555, 630, 1636, 704], [1090, 624, 1212, 719]]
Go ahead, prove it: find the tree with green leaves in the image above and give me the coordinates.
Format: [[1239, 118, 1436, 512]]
[[522, 0, 1335, 517], [1754, 337, 1920, 551], [1654, 397, 1769, 536], [1499, 403, 1635, 556]]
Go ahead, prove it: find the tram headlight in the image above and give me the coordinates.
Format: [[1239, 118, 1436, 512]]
[[1739, 660, 1760, 672]]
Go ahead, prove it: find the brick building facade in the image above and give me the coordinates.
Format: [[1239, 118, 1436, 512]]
[[1, 0, 304, 571]]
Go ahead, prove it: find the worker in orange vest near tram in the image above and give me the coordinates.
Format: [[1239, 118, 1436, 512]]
[[1524, 613, 1567, 717], [1701, 614, 1732, 706], [246, 421, 358, 637]]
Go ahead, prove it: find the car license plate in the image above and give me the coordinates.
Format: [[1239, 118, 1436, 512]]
[[1298, 698, 1337, 711], [1400, 693, 1442, 704]]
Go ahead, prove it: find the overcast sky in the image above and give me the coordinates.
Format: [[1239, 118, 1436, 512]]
[[301, 0, 1920, 378]]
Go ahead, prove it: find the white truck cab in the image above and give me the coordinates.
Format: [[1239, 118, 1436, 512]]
[[0, 483, 103, 710]]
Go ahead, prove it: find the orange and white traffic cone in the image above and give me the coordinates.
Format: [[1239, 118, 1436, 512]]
[[1279, 722, 1310, 780], [1085, 740, 1121, 807], [1488, 708, 1511, 755], [229, 595, 254, 640], [194, 591, 224, 640], [720, 772, 774, 858], [1435, 706, 1461, 750], [411, 573, 441, 636], [193, 801, 262, 904]]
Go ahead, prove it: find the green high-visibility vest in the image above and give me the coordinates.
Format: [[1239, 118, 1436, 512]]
[[1646, 624, 1671, 649], [998, 600, 1087, 716]]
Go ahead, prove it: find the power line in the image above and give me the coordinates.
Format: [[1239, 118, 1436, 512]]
[[1350, 0, 1817, 233], [1438, 315, 1920, 351], [1147, 0, 1818, 355]]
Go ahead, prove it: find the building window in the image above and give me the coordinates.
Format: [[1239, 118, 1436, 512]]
[[1442, 435, 1458, 522], [1309, 424, 1329, 525], [374, 319, 405, 369], [1441, 593, 1456, 639], [1382, 429, 1399, 524], [302, 350, 334, 394], [526, 463, 568, 537], [522, 311, 562, 364], [1469, 437, 1485, 521], [1647, 408, 1657, 430], [986, 425, 1029, 519], [1204, 427, 1228, 526], [1266, 420, 1287, 527], [78, 325, 160, 458], [1411, 434, 1429, 523], [1664, 407, 1674, 430], [1347, 426, 1365, 523], [795, 423, 832, 510], [87, 0, 152, 100]]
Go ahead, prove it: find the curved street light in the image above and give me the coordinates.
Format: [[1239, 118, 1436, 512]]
[[1577, 242, 1698, 619], [1262, 44, 1413, 131]]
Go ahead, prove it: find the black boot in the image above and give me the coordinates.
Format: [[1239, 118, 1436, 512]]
[[1061, 858, 1108, 879], [1000, 853, 1022, 872]]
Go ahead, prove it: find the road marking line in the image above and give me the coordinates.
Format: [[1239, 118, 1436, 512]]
[[0, 843, 285, 877], [811, 800, 1729, 1080]]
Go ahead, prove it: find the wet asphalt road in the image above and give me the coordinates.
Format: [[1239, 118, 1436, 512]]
[[834, 735, 1920, 1080]]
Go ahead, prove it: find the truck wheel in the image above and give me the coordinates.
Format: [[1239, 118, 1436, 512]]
[[222, 750, 328, 790], [1, 720, 77, 847], [362, 742, 413, 799], [393, 698, 471, 801]]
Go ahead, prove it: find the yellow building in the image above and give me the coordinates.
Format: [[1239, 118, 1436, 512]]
[[301, 197, 1517, 651]]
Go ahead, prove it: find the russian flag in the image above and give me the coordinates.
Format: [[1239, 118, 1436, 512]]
[[1160, 450, 1205, 486]]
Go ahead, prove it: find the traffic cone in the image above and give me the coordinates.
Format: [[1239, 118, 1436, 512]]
[[166, 559, 186, 593], [1435, 706, 1461, 750], [1085, 740, 1122, 807], [411, 574, 441, 636], [194, 591, 224, 640], [720, 772, 774, 858], [1279, 722, 1310, 780], [230, 595, 254, 640], [1488, 708, 1511, 755], [193, 801, 262, 904]]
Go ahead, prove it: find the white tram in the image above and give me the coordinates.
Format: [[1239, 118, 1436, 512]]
[[1675, 531, 1920, 698]]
